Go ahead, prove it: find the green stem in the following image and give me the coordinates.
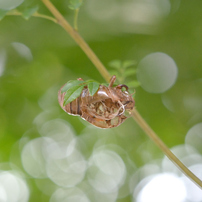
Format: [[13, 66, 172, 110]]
[[74, 9, 79, 31], [41, 0, 202, 189], [33, 12, 57, 23], [6, 10, 57, 23]]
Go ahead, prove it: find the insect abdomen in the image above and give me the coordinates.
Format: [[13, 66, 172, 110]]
[[58, 88, 82, 116], [64, 96, 81, 116]]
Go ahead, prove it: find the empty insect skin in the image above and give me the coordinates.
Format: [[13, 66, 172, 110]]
[[58, 76, 135, 128]]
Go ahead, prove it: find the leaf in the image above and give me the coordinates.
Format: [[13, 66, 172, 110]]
[[61, 80, 85, 93], [88, 82, 99, 96], [122, 60, 137, 69], [22, 6, 38, 20], [123, 69, 136, 77], [108, 60, 122, 69], [68, 0, 82, 10], [85, 79, 95, 83], [127, 80, 141, 88], [63, 85, 85, 106], [0, 9, 8, 20]]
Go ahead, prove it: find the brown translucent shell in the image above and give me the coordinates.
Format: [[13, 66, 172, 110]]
[[58, 76, 135, 128]]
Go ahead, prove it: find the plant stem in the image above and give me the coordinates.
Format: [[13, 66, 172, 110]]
[[33, 12, 57, 23], [74, 9, 79, 31], [6, 10, 57, 23], [41, 0, 202, 189]]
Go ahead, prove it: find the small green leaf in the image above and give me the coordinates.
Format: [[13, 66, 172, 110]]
[[61, 80, 85, 93], [123, 60, 137, 69], [123, 69, 136, 77], [68, 0, 82, 10], [127, 80, 141, 88], [0, 9, 8, 20], [63, 85, 84, 106], [108, 60, 122, 69], [88, 82, 99, 96], [22, 6, 38, 20], [85, 79, 95, 84]]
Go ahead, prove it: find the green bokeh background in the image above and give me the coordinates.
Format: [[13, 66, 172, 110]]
[[0, 0, 202, 201]]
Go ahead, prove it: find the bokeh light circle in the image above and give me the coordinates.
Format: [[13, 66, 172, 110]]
[[50, 187, 90, 202], [21, 137, 48, 178], [46, 147, 87, 187], [137, 52, 178, 93], [181, 164, 202, 202], [183, 79, 202, 120], [135, 173, 186, 202], [0, 171, 29, 202], [185, 122, 202, 154], [87, 149, 126, 194]]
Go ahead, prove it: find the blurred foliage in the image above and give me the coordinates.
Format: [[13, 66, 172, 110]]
[[21, 5, 39, 20], [68, 0, 83, 10], [108, 59, 140, 95], [0, 0, 202, 201]]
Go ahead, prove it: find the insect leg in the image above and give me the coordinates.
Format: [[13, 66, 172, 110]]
[[116, 84, 129, 91], [117, 101, 125, 115], [108, 75, 116, 87]]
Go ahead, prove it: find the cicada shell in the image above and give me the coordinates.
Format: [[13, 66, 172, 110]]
[[58, 76, 135, 128]]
